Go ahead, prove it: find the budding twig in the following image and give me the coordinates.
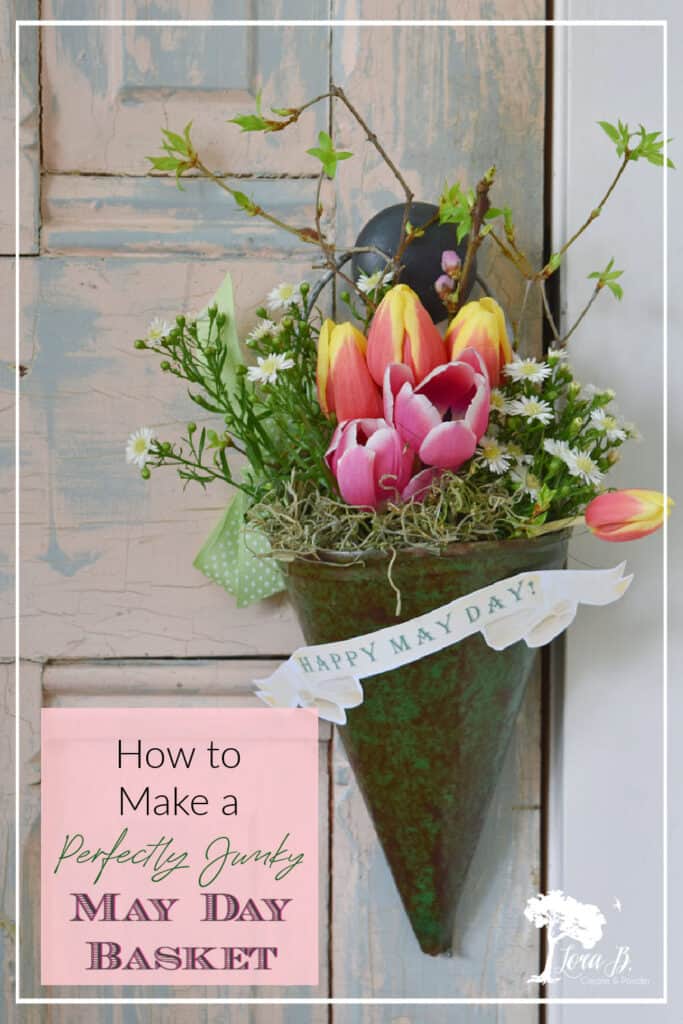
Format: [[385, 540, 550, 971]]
[[329, 84, 415, 262], [512, 279, 533, 347], [541, 152, 631, 276], [558, 284, 602, 346], [450, 168, 495, 316], [538, 280, 561, 342]]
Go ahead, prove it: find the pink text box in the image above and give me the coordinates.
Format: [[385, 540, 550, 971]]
[[41, 707, 319, 986]]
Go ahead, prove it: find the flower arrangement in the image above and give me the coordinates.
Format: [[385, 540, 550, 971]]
[[126, 87, 673, 957], [129, 89, 671, 591]]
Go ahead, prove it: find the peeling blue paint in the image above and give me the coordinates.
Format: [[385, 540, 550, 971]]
[[38, 527, 99, 578], [45, 177, 325, 255], [47, 3, 111, 98]]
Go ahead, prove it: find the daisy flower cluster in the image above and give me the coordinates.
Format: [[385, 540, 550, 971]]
[[126, 284, 331, 498], [473, 350, 638, 524]]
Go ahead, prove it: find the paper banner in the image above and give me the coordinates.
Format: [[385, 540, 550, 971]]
[[254, 563, 633, 722]]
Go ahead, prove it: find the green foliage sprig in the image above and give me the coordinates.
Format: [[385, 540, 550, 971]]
[[148, 87, 672, 342], [598, 120, 674, 167], [134, 291, 333, 501]]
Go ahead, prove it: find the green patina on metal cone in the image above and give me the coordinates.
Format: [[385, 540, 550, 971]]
[[282, 532, 569, 956]]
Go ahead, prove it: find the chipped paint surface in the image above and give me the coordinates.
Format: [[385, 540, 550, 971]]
[[8, 256, 311, 659], [42, 174, 334, 256], [42, 2, 331, 175], [4, 6, 548, 1008], [1, 2, 40, 253], [332, 3, 547, 341]]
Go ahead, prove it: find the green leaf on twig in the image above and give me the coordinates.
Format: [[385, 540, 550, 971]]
[[161, 128, 189, 155], [306, 131, 353, 178], [439, 181, 474, 243], [588, 257, 624, 300], [147, 156, 183, 171], [229, 113, 272, 132], [598, 119, 675, 168], [148, 122, 197, 190], [597, 120, 620, 144], [228, 90, 295, 133], [232, 190, 257, 214]]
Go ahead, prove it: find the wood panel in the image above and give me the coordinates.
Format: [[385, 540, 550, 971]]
[[0, 259, 15, 613], [41, 175, 334, 257], [2, 660, 42, 1020], [41, 1, 330, 176], [1, 2, 40, 254], [7, 256, 318, 661], [332, 1, 547, 341]]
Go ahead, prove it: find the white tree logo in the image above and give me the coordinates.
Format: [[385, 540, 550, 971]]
[[524, 890, 607, 984]]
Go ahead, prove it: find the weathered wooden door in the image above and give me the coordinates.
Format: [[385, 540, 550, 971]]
[[4, 4, 549, 1018]]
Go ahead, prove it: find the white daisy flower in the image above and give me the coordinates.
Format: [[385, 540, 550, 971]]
[[511, 465, 541, 499], [356, 268, 394, 295], [246, 318, 278, 345], [266, 283, 302, 312], [590, 408, 627, 441], [564, 449, 604, 486], [503, 357, 552, 384], [543, 437, 572, 460], [622, 421, 642, 441], [478, 436, 511, 474], [246, 353, 295, 385], [146, 317, 171, 342], [490, 388, 514, 414], [508, 396, 554, 425], [126, 427, 156, 468], [547, 346, 569, 362]]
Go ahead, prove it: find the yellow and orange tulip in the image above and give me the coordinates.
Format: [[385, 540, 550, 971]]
[[585, 489, 673, 542], [366, 284, 445, 386], [445, 296, 513, 387], [316, 319, 382, 420]]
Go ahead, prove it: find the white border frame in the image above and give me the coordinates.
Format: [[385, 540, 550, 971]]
[[14, 14, 667, 1007]]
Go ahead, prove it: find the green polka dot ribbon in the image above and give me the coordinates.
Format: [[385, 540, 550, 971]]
[[194, 490, 285, 607]]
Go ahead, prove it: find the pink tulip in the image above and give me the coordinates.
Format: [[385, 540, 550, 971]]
[[585, 489, 673, 542], [316, 319, 382, 420], [326, 418, 425, 509], [366, 284, 446, 386], [384, 358, 490, 471]]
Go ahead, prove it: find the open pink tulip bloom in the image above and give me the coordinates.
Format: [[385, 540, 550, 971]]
[[384, 356, 490, 470], [326, 418, 437, 509]]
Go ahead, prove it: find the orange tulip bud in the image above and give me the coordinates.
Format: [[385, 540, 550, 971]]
[[316, 320, 382, 420], [445, 296, 513, 387], [585, 489, 673, 542], [366, 284, 446, 386]]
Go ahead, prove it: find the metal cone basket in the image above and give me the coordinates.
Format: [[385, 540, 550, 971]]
[[281, 532, 569, 956]]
